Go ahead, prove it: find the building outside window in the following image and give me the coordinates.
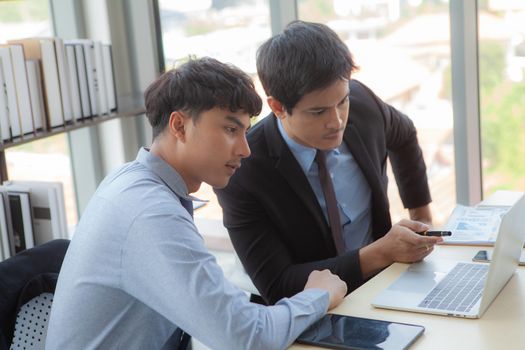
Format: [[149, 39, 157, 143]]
[[159, 0, 525, 229], [299, 0, 455, 226], [158, 0, 271, 221], [478, 0, 525, 198]]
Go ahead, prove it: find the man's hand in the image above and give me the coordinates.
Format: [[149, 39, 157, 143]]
[[304, 269, 347, 310], [359, 219, 443, 278]]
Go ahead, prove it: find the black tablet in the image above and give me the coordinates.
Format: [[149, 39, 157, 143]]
[[296, 314, 424, 350]]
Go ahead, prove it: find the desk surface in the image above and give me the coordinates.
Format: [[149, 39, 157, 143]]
[[289, 245, 525, 350]]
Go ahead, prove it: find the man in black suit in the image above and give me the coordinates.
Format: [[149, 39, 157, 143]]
[[215, 21, 442, 305]]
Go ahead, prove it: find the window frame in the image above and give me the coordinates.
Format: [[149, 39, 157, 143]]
[[49, 0, 486, 216]]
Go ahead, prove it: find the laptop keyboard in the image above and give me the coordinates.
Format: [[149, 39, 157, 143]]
[[418, 262, 489, 313]]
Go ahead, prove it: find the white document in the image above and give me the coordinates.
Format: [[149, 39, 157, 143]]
[[26, 59, 46, 131], [65, 45, 83, 121], [0, 46, 21, 138], [94, 41, 109, 115], [54, 38, 73, 124], [102, 44, 117, 112], [442, 190, 524, 245], [9, 38, 67, 128], [442, 204, 510, 245], [66, 40, 98, 116], [39, 39, 65, 128], [9, 45, 35, 135], [0, 61, 12, 141], [72, 44, 92, 118]]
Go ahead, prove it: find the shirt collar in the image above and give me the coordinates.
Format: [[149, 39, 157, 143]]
[[277, 118, 341, 173], [136, 147, 201, 201]]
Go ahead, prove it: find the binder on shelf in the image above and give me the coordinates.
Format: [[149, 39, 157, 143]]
[[102, 44, 117, 113], [25, 60, 46, 132], [8, 190, 34, 254], [66, 40, 98, 117], [0, 180, 70, 255], [71, 44, 92, 118], [3, 181, 68, 243], [54, 38, 73, 124], [0, 187, 15, 260], [0, 46, 22, 138], [8, 38, 65, 129], [0, 63, 12, 142], [9, 44, 35, 136], [65, 45, 83, 122], [40, 39, 65, 128], [93, 41, 109, 115]]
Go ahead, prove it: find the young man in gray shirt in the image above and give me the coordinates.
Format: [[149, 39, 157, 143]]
[[46, 57, 347, 350]]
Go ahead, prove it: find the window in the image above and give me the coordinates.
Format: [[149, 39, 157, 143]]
[[0, 0, 78, 228], [478, 0, 525, 197], [158, 0, 272, 220], [299, 0, 455, 226]]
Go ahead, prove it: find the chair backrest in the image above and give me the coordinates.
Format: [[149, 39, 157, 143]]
[[10, 292, 53, 350], [0, 239, 70, 350]]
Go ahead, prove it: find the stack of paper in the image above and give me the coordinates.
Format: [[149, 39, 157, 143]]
[[442, 190, 524, 246]]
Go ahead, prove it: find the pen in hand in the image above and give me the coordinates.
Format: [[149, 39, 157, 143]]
[[417, 230, 452, 237]]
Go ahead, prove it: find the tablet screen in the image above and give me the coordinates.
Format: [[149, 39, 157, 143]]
[[296, 314, 424, 350]]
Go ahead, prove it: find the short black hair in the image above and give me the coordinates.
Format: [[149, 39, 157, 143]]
[[256, 20, 357, 113], [144, 57, 262, 139]]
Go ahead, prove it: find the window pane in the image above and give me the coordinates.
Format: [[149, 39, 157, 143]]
[[158, 0, 272, 222], [0, 0, 51, 42], [299, 0, 455, 227], [1, 1, 78, 229], [479, 1, 525, 197]]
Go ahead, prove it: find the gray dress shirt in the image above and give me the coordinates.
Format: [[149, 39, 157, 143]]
[[46, 148, 329, 350]]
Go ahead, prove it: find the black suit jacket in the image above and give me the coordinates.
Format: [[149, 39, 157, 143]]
[[215, 80, 431, 304]]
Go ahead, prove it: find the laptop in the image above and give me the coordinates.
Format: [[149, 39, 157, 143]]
[[372, 194, 525, 319]]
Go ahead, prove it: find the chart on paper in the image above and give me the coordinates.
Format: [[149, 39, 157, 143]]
[[441, 205, 510, 245]]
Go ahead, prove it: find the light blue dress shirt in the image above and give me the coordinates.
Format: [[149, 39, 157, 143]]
[[277, 120, 373, 250], [46, 148, 329, 350]]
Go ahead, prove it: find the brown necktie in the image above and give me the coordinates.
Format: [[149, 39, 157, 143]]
[[315, 150, 346, 255]]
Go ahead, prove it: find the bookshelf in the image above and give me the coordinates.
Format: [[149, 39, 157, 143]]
[[0, 96, 146, 182]]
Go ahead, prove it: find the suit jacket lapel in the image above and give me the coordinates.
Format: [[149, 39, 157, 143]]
[[343, 124, 389, 236], [264, 116, 334, 247], [343, 125, 383, 189]]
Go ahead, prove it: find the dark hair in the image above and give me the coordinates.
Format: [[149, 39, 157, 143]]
[[256, 20, 357, 113], [144, 57, 262, 139]]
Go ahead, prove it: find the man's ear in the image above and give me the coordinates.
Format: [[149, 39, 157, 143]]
[[267, 97, 286, 120], [168, 111, 188, 140]]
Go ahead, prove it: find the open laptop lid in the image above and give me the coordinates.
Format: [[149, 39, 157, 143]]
[[479, 194, 525, 315], [372, 194, 525, 318]]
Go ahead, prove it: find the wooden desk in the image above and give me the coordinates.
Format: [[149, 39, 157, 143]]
[[289, 245, 525, 350]]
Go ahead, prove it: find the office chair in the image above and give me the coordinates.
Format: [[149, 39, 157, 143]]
[[0, 239, 70, 350]]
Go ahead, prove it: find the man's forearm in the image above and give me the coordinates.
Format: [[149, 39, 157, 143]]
[[408, 204, 432, 226], [358, 241, 393, 279]]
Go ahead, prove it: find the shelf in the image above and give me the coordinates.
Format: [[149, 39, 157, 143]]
[[0, 95, 146, 151]]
